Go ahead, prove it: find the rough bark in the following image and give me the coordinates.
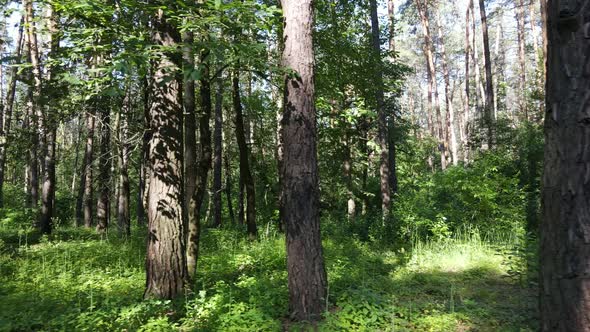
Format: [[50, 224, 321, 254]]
[[540, 1, 590, 329], [370, 0, 391, 218], [187, 51, 212, 278], [478, 0, 494, 147], [212, 71, 223, 228], [280, 0, 327, 321], [233, 68, 257, 238], [144, 7, 188, 300]]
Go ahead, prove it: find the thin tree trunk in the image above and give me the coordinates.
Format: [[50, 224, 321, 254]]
[[23, 0, 40, 209], [416, 0, 445, 169], [233, 68, 257, 238], [540, 2, 590, 329], [464, 0, 472, 163], [436, 13, 458, 166], [224, 150, 235, 224], [82, 108, 95, 228], [280, 0, 327, 321], [137, 75, 150, 226], [95, 98, 110, 234], [117, 87, 131, 237], [478, 0, 495, 147], [144, 7, 188, 300], [370, 0, 391, 218], [212, 70, 223, 228], [188, 50, 212, 277], [0, 19, 23, 208], [516, 0, 527, 120], [39, 4, 59, 234], [182, 29, 199, 278], [388, 4, 399, 193]]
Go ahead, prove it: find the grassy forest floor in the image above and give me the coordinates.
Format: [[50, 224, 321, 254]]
[[0, 217, 538, 331]]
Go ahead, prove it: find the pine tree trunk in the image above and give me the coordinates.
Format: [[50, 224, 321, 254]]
[[416, 0, 445, 169], [212, 71, 223, 228], [82, 109, 95, 228], [187, 51, 212, 278], [478, 0, 495, 147], [540, 1, 590, 329], [516, 0, 527, 120], [95, 100, 110, 234], [117, 87, 131, 237], [464, 0, 472, 163], [370, 0, 391, 218], [280, 0, 327, 321], [39, 5, 59, 234], [233, 68, 257, 238], [144, 7, 188, 299], [182, 29, 197, 238], [436, 13, 458, 166], [23, 0, 40, 209], [0, 19, 23, 208], [182, 30, 199, 278]]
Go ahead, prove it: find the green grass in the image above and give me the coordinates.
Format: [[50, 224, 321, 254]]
[[0, 222, 537, 331]]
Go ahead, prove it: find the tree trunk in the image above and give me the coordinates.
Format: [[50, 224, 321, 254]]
[[82, 108, 95, 228], [516, 0, 527, 120], [0, 19, 23, 208], [464, 0, 471, 163], [117, 87, 131, 237], [224, 150, 235, 224], [182, 29, 197, 233], [188, 50, 212, 277], [39, 4, 59, 234], [96, 97, 111, 234], [370, 0, 391, 218], [478, 0, 494, 147], [144, 7, 188, 300], [387, 1, 398, 194], [436, 13, 458, 166], [212, 70, 223, 228], [137, 75, 150, 226], [182, 30, 199, 278], [416, 0, 445, 169], [280, 0, 327, 322], [23, 0, 40, 209], [540, 1, 590, 329], [233, 68, 257, 238]]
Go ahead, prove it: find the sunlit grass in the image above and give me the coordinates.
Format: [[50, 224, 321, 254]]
[[0, 224, 537, 331]]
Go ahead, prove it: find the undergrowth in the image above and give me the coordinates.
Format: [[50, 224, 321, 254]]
[[0, 221, 538, 331]]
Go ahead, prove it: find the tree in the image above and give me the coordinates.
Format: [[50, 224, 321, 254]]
[[233, 68, 257, 238], [370, 0, 391, 218], [540, 1, 590, 330], [478, 0, 494, 146], [0, 19, 23, 208], [212, 70, 223, 228], [280, 0, 327, 321], [117, 85, 131, 237], [144, 5, 188, 299]]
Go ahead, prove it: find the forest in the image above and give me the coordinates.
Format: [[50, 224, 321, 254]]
[[0, 0, 585, 330]]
